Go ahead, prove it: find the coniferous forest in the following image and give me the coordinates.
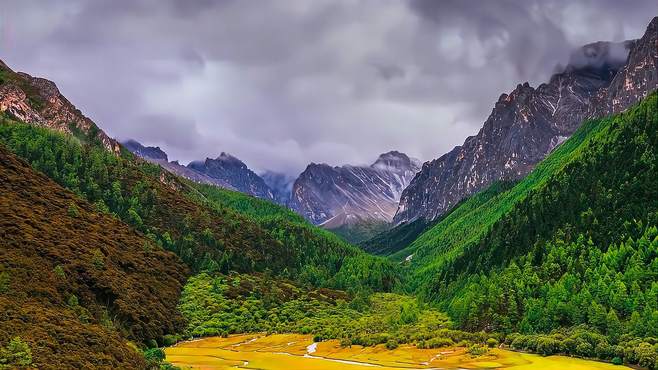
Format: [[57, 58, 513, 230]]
[[1, 8, 657, 370]]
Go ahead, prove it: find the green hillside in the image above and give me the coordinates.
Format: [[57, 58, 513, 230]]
[[0, 144, 187, 368], [0, 115, 397, 292], [394, 92, 658, 366], [191, 183, 399, 291]]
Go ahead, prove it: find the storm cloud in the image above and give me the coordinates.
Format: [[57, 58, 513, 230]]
[[1, 0, 655, 175]]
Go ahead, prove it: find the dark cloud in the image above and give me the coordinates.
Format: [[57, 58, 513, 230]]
[[1, 1, 655, 174]]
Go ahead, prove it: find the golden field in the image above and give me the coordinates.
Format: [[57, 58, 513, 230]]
[[165, 334, 631, 370]]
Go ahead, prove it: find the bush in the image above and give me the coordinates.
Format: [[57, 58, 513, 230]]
[[611, 356, 623, 365], [163, 335, 178, 347], [0, 337, 32, 368], [340, 338, 352, 348], [0, 271, 9, 293], [467, 344, 488, 357], [427, 337, 454, 349], [91, 249, 105, 269], [143, 348, 165, 362], [536, 337, 560, 356], [576, 342, 593, 358], [486, 338, 499, 348], [53, 265, 66, 279], [67, 203, 79, 217], [385, 339, 399, 350]]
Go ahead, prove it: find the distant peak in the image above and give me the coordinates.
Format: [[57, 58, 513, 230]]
[[213, 152, 243, 164], [121, 139, 168, 161], [372, 150, 420, 171], [556, 40, 633, 77]]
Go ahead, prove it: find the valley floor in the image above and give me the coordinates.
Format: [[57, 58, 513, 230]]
[[165, 334, 630, 370]]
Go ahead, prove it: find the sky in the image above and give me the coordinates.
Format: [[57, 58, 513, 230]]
[[1, 1, 656, 175]]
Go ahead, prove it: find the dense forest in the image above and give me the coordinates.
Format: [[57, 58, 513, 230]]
[[0, 115, 398, 293], [177, 272, 495, 354], [1, 53, 657, 369], [388, 92, 658, 367]]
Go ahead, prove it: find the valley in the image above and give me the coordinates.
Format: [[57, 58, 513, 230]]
[[0, 6, 656, 370], [165, 334, 631, 370]]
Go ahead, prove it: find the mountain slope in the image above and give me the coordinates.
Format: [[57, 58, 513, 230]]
[[394, 27, 656, 224], [0, 60, 121, 154], [0, 144, 187, 369], [403, 90, 657, 336], [188, 183, 400, 291], [290, 151, 420, 228], [363, 181, 515, 256]]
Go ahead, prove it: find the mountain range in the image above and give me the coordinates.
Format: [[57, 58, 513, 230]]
[[119, 17, 658, 245], [122, 138, 420, 241], [1, 14, 657, 370]]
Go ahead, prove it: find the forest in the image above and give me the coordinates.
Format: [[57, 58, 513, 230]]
[[0, 65, 657, 369], [367, 91, 658, 368]]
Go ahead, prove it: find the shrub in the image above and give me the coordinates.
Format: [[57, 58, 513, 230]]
[[340, 338, 352, 348], [163, 335, 178, 347], [427, 337, 454, 349], [143, 348, 165, 362], [576, 342, 593, 358], [635, 343, 656, 368], [0, 337, 32, 368], [53, 265, 66, 279], [611, 356, 623, 365], [536, 337, 560, 356], [486, 338, 499, 348], [91, 249, 105, 269], [67, 203, 79, 217], [467, 344, 488, 357], [385, 339, 399, 350], [0, 271, 9, 293]]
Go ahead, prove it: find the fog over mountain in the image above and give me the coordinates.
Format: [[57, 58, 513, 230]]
[[1, 0, 655, 175]]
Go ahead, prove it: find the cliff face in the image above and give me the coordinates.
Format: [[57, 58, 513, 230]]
[[290, 151, 420, 227], [593, 17, 658, 116], [395, 18, 658, 225], [0, 60, 121, 154]]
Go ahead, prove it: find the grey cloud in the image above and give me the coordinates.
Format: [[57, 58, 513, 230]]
[[1, 0, 656, 175]]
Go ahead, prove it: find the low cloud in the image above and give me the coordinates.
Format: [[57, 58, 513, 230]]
[[1, 0, 655, 175]]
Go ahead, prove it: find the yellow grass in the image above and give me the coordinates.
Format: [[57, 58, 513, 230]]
[[165, 334, 631, 370]]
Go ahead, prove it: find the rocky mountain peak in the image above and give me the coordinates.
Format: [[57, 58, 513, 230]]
[[394, 17, 658, 225], [189, 154, 274, 200], [122, 139, 168, 161], [372, 151, 421, 172], [0, 60, 121, 155], [290, 151, 421, 228]]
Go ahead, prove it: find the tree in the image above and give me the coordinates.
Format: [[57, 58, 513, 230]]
[[0, 337, 32, 368], [605, 309, 622, 342]]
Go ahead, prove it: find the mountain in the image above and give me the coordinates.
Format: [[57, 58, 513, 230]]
[[260, 170, 296, 205], [189, 153, 275, 200], [0, 144, 188, 368], [121, 139, 237, 190], [383, 90, 657, 367], [122, 139, 168, 161], [0, 60, 121, 154], [394, 35, 649, 224], [594, 16, 658, 116], [290, 151, 421, 229]]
